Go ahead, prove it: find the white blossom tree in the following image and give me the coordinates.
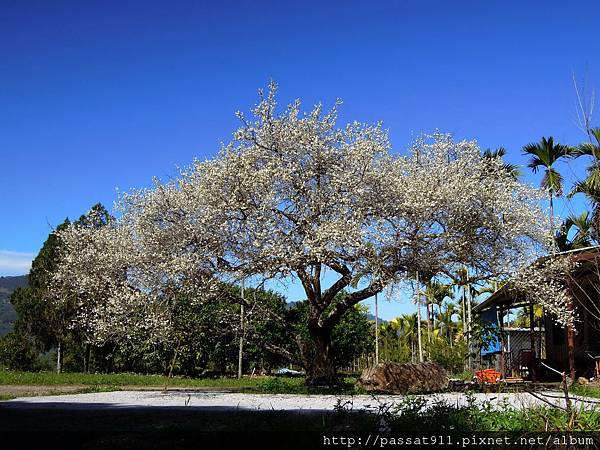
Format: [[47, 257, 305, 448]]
[[51, 223, 172, 348], [53, 82, 566, 385]]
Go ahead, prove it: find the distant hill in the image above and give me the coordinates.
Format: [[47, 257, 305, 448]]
[[0, 275, 27, 336], [366, 313, 388, 324]]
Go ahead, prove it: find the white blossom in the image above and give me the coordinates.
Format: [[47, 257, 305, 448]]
[[52, 82, 572, 350]]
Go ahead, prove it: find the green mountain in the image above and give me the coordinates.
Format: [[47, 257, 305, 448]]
[[0, 275, 28, 336]]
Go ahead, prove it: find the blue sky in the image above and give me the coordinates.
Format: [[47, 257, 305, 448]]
[[1, 1, 599, 319]]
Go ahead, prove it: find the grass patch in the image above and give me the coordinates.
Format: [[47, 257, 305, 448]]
[[0, 369, 269, 388], [0, 393, 15, 401], [256, 376, 363, 395], [370, 394, 600, 433], [449, 370, 475, 381], [570, 384, 600, 399], [0, 369, 361, 394], [0, 369, 235, 387]]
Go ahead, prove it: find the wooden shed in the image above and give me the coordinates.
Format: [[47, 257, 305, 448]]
[[474, 246, 600, 381]]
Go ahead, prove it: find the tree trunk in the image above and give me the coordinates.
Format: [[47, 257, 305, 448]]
[[415, 273, 423, 362], [56, 341, 62, 374], [238, 280, 245, 379], [466, 282, 473, 371], [566, 274, 576, 380], [84, 343, 91, 374], [426, 303, 432, 345], [462, 287, 467, 342], [305, 325, 336, 386], [549, 193, 555, 242]]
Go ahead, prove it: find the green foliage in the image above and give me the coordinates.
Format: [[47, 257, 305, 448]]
[[257, 377, 306, 394], [471, 316, 502, 353], [570, 384, 600, 399], [555, 212, 596, 251], [522, 136, 573, 196], [235, 286, 290, 373], [9, 216, 79, 363], [258, 376, 363, 395], [482, 147, 521, 180], [378, 394, 600, 434], [331, 304, 373, 368], [378, 320, 412, 363], [287, 300, 374, 371], [0, 369, 360, 394], [428, 337, 467, 374], [0, 332, 46, 371], [6, 204, 116, 373], [63, 284, 292, 377], [10, 286, 57, 351], [0, 368, 267, 387], [449, 370, 473, 381], [162, 285, 290, 376]]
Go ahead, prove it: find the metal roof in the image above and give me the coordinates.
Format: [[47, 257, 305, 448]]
[[473, 245, 600, 314]]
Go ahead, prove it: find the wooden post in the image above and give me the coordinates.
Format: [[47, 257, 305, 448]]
[[237, 279, 245, 379], [466, 270, 473, 371], [416, 272, 423, 363], [375, 293, 379, 364], [498, 307, 505, 379], [529, 301, 537, 382], [462, 285, 467, 343], [565, 273, 576, 381], [567, 318, 576, 381]]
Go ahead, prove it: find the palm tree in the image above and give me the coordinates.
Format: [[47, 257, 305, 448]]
[[436, 301, 458, 347], [424, 281, 452, 331], [453, 267, 476, 343], [573, 128, 600, 189], [522, 137, 573, 237], [570, 128, 600, 238], [378, 321, 402, 362], [570, 210, 597, 247], [399, 313, 418, 363], [482, 147, 521, 180], [555, 212, 595, 251], [510, 305, 544, 328]]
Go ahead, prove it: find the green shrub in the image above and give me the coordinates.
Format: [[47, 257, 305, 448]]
[[0, 332, 43, 371], [428, 338, 467, 374]]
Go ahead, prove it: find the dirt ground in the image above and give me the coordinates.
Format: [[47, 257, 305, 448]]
[[0, 384, 243, 398], [0, 384, 91, 397]]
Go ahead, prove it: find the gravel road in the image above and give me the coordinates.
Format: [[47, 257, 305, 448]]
[[1, 390, 589, 412]]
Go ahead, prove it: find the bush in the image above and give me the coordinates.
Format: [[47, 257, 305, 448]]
[[428, 338, 467, 374], [0, 332, 43, 371]]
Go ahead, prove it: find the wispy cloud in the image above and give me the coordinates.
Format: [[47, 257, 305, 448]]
[[0, 250, 35, 276]]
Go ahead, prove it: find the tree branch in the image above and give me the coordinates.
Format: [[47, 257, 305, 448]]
[[321, 266, 352, 307], [324, 280, 382, 329], [296, 267, 316, 305], [262, 341, 302, 366]]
